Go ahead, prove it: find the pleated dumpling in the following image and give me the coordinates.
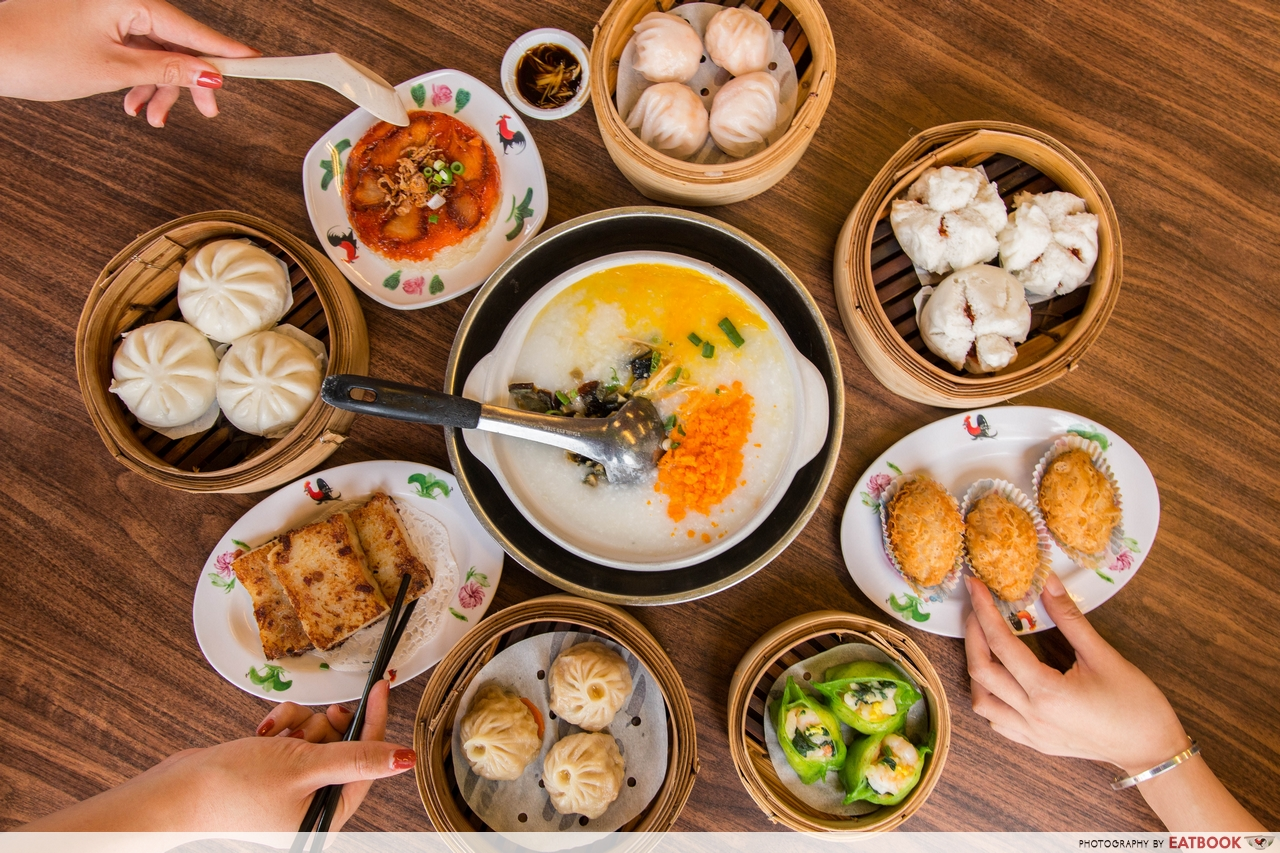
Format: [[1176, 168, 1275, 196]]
[[709, 71, 779, 158], [543, 732, 625, 819], [110, 320, 218, 429], [216, 330, 322, 436], [178, 239, 292, 343], [703, 6, 774, 76], [548, 642, 633, 731], [459, 684, 543, 781], [632, 12, 703, 83], [626, 82, 708, 160]]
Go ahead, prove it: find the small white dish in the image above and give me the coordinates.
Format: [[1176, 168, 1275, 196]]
[[839, 406, 1159, 638], [302, 69, 548, 310], [193, 460, 505, 703], [501, 29, 592, 121]]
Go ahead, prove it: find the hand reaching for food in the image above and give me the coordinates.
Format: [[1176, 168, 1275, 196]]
[[23, 679, 414, 831], [0, 0, 259, 127], [965, 572, 1264, 831]]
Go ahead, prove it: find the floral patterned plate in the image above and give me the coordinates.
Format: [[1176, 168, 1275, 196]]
[[193, 460, 504, 703], [839, 406, 1159, 638], [301, 69, 548, 310]]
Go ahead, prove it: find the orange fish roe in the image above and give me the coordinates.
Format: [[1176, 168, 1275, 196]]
[[657, 381, 754, 522], [701, 533, 712, 543]]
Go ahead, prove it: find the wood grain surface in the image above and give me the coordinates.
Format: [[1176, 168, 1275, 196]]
[[1, 0, 1277, 833]]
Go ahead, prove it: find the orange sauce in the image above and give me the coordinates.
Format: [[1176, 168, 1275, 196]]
[[344, 111, 500, 262]]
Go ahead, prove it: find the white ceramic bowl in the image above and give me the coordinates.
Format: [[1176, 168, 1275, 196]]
[[501, 29, 592, 121], [460, 250, 829, 571]]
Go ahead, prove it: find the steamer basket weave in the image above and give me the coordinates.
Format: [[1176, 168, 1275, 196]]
[[591, 0, 836, 206], [415, 595, 697, 841], [728, 611, 949, 833], [834, 122, 1123, 407], [77, 211, 369, 493]]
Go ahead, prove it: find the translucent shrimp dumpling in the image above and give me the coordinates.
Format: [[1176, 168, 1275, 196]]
[[110, 320, 218, 429], [178, 239, 291, 343], [549, 642, 633, 731], [459, 684, 543, 781], [543, 732, 625, 819], [709, 71, 779, 158], [703, 6, 774, 76], [632, 12, 703, 83], [216, 330, 323, 436], [625, 82, 708, 160]]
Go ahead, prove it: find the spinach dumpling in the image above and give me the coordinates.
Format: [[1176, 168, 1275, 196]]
[[773, 676, 845, 784], [813, 660, 922, 735], [839, 731, 931, 805]]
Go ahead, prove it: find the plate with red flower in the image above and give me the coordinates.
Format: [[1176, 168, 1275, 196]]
[[840, 406, 1159, 638], [194, 460, 504, 703]]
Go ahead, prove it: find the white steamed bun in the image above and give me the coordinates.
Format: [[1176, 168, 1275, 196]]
[[178, 239, 291, 343], [703, 6, 773, 76], [632, 12, 703, 83], [917, 264, 1031, 373], [998, 191, 1099, 299], [890, 166, 1008, 276], [110, 320, 218, 429], [216, 330, 322, 436], [626, 82, 709, 160], [709, 71, 779, 158]]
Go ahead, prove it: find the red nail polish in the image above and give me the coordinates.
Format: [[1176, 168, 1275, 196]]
[[196, 71, 223, 89], [392, 749, 417, 769], [289, 729, 306, 739], [256, 720, 274, 736]]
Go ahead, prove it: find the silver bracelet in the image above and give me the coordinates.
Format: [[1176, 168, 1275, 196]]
[[1110, 740, 1200, 790]]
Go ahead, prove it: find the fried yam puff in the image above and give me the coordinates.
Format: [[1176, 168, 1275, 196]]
[[1038, 449, 1121, 555], [885, 477, 964, 587], [964, 492, 1040, 601]]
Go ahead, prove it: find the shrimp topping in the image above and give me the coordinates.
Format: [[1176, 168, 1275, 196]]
[[784, 708, 834, 760], [864, 734, 921, 796], [843, 680, 899, 721]]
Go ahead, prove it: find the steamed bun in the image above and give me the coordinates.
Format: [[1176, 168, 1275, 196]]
[[110, 320, 218, 429], [890, 166, 1008, 276], [916, 264, 1030, 373], [998, 191, 1099, 299], [179, 239, 292, 343], [632, 12, 703, 83], [703, 6, 774, 76], [216, 330, 322, 436]]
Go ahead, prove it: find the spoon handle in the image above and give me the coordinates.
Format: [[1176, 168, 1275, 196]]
[[321, 375, 481, 428]]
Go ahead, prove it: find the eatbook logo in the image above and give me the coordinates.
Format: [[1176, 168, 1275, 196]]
[[1247, 838, 1274, 851]]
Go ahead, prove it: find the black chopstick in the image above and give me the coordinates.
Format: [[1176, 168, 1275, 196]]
[[292, 573, 414, 853]]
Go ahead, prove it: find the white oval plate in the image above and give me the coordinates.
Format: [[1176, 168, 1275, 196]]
[[840, 407, 1159, 638], [302, 69, 549, 310], [193, 460, 504, 703]]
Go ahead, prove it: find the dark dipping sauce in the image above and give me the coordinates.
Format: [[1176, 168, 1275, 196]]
[[515, 43, 582, 109]]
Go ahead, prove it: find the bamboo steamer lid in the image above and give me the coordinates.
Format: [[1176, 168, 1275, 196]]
[[76, 211, 369, 493], [591, 0, 836, 206], [834, 121, 1123, 407], [728, 611, 950, 832], [415, 595, 697, 838]]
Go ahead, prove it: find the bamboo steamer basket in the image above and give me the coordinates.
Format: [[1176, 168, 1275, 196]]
[[77, 211, 369, 493], [415, 595, 697, 842], [834, 121, 1123, 407], [591, 0, 836, 206], [728, 611, 949, 833]]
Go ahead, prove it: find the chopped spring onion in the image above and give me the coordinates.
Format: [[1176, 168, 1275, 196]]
[[663, 414, 677, 431], [427, 193, 447, 210], [687, 332, 702, 347], [555, 390, 571, 406], [701, 342, 715, 359], [428, 214, 439, 224], [666, 368, 681, 386], [432, 160, 446, 170], [718, 317, 745, 347], [650, 351, 661, 372], [450, 161, 465, 174]]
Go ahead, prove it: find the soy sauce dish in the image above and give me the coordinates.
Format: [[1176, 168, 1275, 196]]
[[445, 208, 844, 605]]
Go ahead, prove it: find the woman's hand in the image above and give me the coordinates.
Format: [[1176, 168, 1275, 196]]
[[964, 572, 1189, 775], [24, 679, 413, 832], [0, 0, 259, 127]]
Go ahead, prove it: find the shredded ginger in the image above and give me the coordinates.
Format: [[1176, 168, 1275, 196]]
[[657, 381, 754, 521]]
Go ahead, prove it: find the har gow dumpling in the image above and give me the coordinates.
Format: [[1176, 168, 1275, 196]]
[[543, 732, 625, 819], [703, 6, 774, 76], [709, 71, 779, 158], [632, 12, 703, 83], [110, 320, 219, 429], [459, 683, 543, 781], [178, 239, 292, 343], [549, 642, 633, 731], [626, 82, 708, 160], [216, 329, 323, 436]]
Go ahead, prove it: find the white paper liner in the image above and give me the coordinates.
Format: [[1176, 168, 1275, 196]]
[[450, 632, 668, 848], [959, 478, 1054, 617], [1031, 435, 1126, 570], [616, 3, 798, 164], [878, 474, 963, 602], [763, 643, 929, 817]]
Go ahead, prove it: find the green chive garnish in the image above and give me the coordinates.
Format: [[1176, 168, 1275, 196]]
[[687, 332, 702, 347], [428, 214, 438, 224], [450, 161, 464, 174], [719, 317, 745, 347], [663, 414, 677, 431], [701, 342, 715, 359], [666, 368, 680, 386], [555, 390, 571, 406], [650, 351, 661, 371]]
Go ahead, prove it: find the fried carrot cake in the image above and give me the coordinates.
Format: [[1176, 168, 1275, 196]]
[[1038, 449, 1121, 556], [269, 513, 388, 651], [884, 476, 964, 588], [350, 492, 433, 603], [231, 540, 312, 659], [964, 491, 1041, 601]]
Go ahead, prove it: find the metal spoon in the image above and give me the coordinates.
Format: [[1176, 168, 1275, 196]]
[[321, 375, 667, 485], [201, 54, 410, 126]]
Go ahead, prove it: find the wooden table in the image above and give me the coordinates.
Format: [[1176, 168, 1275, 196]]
[[1, 0, 1277, 833]]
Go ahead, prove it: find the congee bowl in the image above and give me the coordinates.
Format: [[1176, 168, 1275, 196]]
[[444, 208, 843, 604]]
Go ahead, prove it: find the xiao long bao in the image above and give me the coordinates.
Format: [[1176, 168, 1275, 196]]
[[549, 642, 634, 732]]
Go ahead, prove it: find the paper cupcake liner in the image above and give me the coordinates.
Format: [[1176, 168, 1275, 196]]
[[959, 478, 1053, 617], [1031, 435, 1126, 570], [878, 473, 964, 603]]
